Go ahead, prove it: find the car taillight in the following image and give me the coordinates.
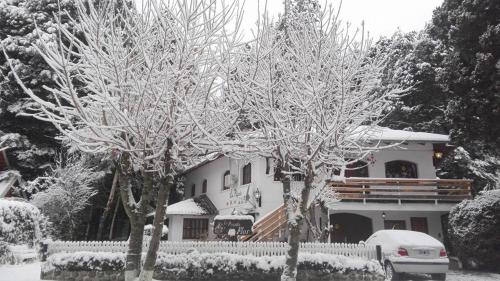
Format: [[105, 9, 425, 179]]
[[439, 248, 447, 257], [397, 247, 409, 256]]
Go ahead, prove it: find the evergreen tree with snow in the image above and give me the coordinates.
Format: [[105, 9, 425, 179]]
[[375, 0, 500, 191], [373, 31, 450, 134], [429, 0, 500, 190], [0, 0, 80, 181], [430, 0, 500, 149]]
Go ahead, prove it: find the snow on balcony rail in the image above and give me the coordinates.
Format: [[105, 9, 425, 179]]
[[45, 240, 378, 260]]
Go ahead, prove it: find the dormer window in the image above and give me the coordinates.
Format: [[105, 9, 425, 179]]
[[222, 170, 231, 190], [242, 163, 251, 185], [385, 160, 418, 178]]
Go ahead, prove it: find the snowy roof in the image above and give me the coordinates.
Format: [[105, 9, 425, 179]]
[[179, 127, 450, 175], [214, 215, 255, 223], [166, 194, 218, 216], [355, 126, 450, 143], [180, 153, 224, 176]]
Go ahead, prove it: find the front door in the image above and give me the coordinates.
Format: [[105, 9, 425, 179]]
[[330, 213, 373, 243]]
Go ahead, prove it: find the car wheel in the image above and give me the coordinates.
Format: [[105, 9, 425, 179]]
[[385, 262, 400, 281], [431, 273, 446, 280]]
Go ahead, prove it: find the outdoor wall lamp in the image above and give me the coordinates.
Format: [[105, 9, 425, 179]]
[[434, 151, 443, 159], [382, 212, 387, 220], [254, 188, 262, 207]]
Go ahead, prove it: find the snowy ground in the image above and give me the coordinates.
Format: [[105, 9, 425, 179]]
[[1, 262, 500, 281]]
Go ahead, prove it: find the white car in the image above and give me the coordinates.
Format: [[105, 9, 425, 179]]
[[365, 230, 449, 281]]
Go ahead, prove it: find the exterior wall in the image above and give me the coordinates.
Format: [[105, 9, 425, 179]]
[[367, 142, 436, 178], [183, 142, 438, 220], [167, 215, 215, 241], [183, 157, 284, 221], [328, 209, 448, 243]]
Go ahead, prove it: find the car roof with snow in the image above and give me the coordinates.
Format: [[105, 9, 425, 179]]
[[374, 230, 444, 247]]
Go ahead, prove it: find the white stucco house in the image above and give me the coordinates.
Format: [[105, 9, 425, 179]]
[[165, 127, 472, 244]]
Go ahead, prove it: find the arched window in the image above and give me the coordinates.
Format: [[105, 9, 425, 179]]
[[345, 161, 369, 178], [385, 160, 418, 178], [222, 170, 231, 190], [191, 184, 196, 197], [202, 179, 207, 194], [242, 163, 252, 185]]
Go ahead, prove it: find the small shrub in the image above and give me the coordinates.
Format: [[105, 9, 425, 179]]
[[448, 189, 500, 272], [0, 199, 49, 245]]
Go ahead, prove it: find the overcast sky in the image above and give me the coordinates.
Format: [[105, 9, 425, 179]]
[[241, 0, 444, 39]]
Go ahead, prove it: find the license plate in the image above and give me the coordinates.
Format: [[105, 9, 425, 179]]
[[418, 250, 430, 255]]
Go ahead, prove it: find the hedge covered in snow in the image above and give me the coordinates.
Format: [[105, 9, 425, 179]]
[[42, 252, 125, 272], [0, 199, 49, 245], [41, 251, 384, 281], [448, 189, 500, 272]]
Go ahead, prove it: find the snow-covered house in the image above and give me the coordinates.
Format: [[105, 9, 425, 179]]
[[166, 127, 472, 243]]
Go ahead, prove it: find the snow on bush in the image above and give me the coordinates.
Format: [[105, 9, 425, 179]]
[[0, 199, 48, 245], [42, 252, 126, 272], [448, 189, 500, 272], [30, 153, 98, 240], [41, 251, 383, 276], [154, 251, 383, 276], [144, 224, 168, 238]]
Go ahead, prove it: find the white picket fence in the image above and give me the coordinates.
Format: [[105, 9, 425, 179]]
[[46, 240, 378, 260]]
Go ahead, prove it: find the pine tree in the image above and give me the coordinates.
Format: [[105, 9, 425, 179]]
[[428, 0, 500, 190], [0, 0, 79, 180], [374, 31, 449, 134]]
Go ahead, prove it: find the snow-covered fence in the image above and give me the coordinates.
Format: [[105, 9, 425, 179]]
[[46, 240, 377, 260]]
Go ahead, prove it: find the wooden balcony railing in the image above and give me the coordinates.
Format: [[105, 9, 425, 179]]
[[241, 205, 287, 242], [329, 178, 472, 204]]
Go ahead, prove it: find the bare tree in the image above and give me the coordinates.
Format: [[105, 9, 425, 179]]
[[3, 0, 242, 280], [224, 1, 400, 280]]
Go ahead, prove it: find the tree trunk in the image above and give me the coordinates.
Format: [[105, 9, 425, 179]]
[[138, 176, 172, 281], [108, 193, 121, 240], [118, 153, 154, 281], [84, 207, 93, 241], [97, 169, 119, 240], [139, 140, 173, 281], [281, 162, 314, 281]]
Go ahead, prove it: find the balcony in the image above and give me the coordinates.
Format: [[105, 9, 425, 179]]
[[329, 177, 472, 204]]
